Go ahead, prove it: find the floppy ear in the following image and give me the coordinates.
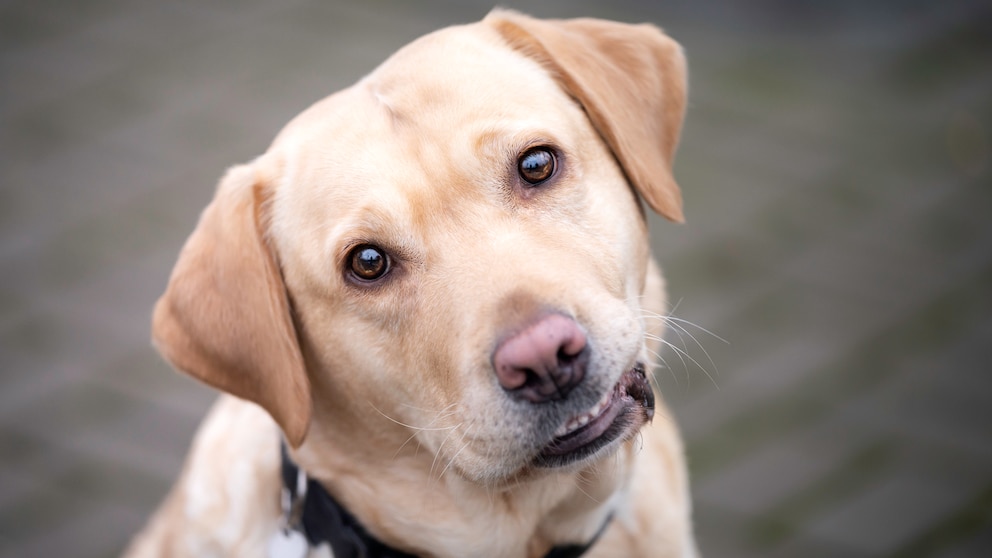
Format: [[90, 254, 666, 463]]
[[152, 162, 312, 447], [486, 10, 688, 222]]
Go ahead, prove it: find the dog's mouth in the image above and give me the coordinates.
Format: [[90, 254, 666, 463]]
[[534, 365, 655, 468]]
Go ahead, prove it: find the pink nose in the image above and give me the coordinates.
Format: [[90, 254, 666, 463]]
[[493, 314, 588, 403]]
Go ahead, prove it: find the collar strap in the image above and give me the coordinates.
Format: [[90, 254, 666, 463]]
[[279, 441, 612, 558], [280, 442, 417, 557]]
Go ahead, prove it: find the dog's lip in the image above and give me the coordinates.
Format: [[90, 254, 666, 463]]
[[534, 365, 654, 468]]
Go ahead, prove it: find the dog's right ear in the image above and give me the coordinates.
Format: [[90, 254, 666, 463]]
[[152, 161, 312, 447], [486, 10, 688, 223]]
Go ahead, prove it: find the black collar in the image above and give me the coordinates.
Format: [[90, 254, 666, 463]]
[[279, 442, 611, 558]]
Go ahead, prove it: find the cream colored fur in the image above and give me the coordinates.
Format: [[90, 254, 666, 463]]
[[126, 10, 698, 558]]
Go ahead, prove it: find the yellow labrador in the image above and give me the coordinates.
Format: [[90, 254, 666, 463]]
[[126, 10, 697, 558]]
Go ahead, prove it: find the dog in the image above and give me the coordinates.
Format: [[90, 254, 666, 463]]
[[125, 9, 697, 558]]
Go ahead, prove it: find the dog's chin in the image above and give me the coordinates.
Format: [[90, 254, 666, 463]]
[[435, 365, 655, 486], [533, 365, 655, 469]]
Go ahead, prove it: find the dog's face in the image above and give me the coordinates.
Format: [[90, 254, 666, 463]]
[[153, 11, 686, 486]]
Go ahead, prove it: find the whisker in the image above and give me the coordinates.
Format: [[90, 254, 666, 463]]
[[398, 401, 463, 414], [640, 302, 726, 390], [393, 419, 461, 461], [643, 346, 679, 387], [659, 336, 720, 389], [439, 435, 471, 481], [662, 315, 729, 345], [367, 401, 460, 432], [429, 423, 461, 488], [663, 319, 720, 380], [365, 401, 465, 461], [572, 476, 600, 503], [660, 320, 718, 387], [644, 333, 695, 387]]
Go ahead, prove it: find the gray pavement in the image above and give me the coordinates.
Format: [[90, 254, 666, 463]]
[[1, 1, 990, 556]]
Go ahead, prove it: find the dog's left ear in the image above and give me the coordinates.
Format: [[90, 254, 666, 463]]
[[486, 10, 688, 223], [152, 160, 312, 447]]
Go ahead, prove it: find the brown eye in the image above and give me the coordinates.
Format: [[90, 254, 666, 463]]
[[518, 147, 556, 185], [349, 245, 389, 281]]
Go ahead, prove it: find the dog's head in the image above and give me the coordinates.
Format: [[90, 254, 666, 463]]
[[153, 11, 686, 485]]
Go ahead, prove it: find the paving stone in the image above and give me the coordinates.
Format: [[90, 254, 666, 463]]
[[805, 473, 976, 556], [836, 361, 992, 462], [694, 421, 876, 516], [937, 527, 992, 558], [0, 467, 43, 511], [8, 379, 207, 480], [0, 500, 145, 558], [672, 280, 897, 442], [1, 1, 991, 556], [690, 503, 767, 558]]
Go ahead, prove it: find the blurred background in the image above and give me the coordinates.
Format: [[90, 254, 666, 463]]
[[1, 0, 990, 556]]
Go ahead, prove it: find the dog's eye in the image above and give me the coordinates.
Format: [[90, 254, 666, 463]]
[[517, 147, 556, 185], [348, 245, 389, 281]]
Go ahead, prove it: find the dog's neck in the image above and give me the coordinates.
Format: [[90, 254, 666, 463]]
[[280, 441, 617, 557], [293, 416, 633, 557]]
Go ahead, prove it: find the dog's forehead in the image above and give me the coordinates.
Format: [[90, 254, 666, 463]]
[[273, 22, 574, 162], [367, 23, 552, 114], [270, 23, 589, 236]]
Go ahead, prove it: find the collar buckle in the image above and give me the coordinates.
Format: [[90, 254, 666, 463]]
[[280, 465, 307, 530]]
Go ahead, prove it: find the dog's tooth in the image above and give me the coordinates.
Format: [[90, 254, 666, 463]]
[[591, 392, 610, 414], [591, 394, 609, 417], [554, 392, 614, 439]]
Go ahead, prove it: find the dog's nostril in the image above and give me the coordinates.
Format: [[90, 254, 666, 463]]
[[557, 346, 580, 364], [493, 314, 588, 404]]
